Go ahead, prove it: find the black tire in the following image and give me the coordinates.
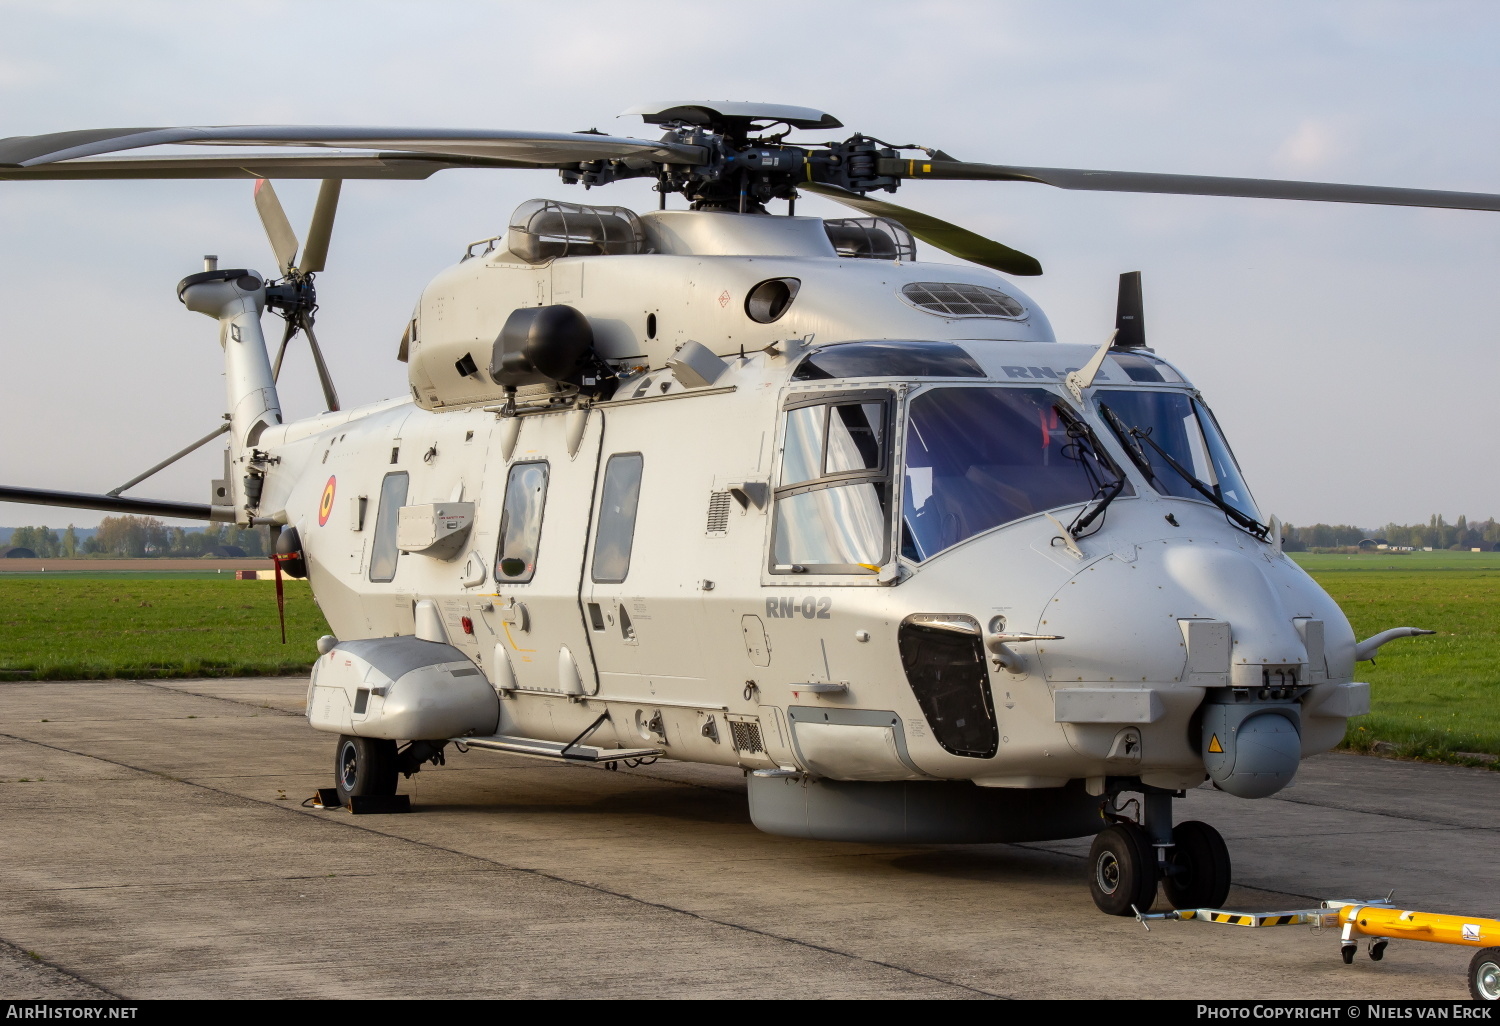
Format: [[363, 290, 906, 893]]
[[334, 735, 398, 806], [1162, 820, 1232, 910], [1470, 947, 1500, 1001], [1089, 822, 1158, 916]]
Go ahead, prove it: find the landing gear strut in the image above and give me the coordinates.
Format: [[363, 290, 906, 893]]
[[1089, 782, 1232, 916]]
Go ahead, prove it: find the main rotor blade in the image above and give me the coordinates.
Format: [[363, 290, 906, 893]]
[[0, 153, 465, 181], [0, 125, 705, 172], [300, 314, 340, 412], [297, 179, 340, 275], [889, 158, 1500, 213], [0, 484, 233, 523], [803, 182, 1043, 276], [253, 179, 299, 277]]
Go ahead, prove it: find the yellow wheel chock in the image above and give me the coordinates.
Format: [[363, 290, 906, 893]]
[[1136, 897, 1500, 1000]]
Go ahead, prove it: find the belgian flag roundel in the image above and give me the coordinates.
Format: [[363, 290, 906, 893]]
[[318, 476, 336, 526]]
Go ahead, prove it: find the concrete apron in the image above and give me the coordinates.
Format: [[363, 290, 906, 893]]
[[0, 677, 1496, 1000]]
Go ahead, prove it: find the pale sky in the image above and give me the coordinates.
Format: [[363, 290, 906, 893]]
[[1, 0, 1495, 529]]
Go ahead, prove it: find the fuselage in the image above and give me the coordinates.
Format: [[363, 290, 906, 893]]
[[247, 208, 1362, 794]]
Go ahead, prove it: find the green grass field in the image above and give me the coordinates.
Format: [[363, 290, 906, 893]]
[[1290, 551, 1500, 766], [0, 578, 329, 680], [0, 555, 1495, 767], [1293, 550, 1500, 572]]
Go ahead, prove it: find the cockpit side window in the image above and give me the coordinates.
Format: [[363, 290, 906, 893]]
[[772, 390, 893, 574]]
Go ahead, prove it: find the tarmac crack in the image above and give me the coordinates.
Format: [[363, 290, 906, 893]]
[[0, 730, 1009, 999], [0, 934, 122, 999], [123, 678, 303, 718], [1260, 792, 1500, 832]]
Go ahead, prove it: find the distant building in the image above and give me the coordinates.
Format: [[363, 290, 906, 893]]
[[0, 545, 36, 558], [203, 545, 247, 558]]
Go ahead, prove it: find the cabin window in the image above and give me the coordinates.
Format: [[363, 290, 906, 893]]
[[367, 471, 409, 583], [495, 462, 549, 583], [591, 453, 644, 583], [772, 391, 892, 575]]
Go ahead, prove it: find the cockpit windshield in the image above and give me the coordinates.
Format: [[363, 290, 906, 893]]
[[901, 387, 1131, 561], [1095, 390, 1261, 526]]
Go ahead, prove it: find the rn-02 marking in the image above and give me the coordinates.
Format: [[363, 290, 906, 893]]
[[1001, 365, 1109, 382], [766, 596, 832, 619]]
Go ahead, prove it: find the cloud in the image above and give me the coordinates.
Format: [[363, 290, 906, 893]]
[[1272, 119, 1347, 173]]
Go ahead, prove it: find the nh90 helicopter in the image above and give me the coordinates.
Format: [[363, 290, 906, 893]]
[[2, 101, 1490, 916]]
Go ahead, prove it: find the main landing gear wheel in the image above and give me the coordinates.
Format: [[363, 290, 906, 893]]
[[1470, 948, 1500, 1001], [1162, 820, 1232, 910], [1089, 822, 1158, 916], [334, 734, 398, 806]]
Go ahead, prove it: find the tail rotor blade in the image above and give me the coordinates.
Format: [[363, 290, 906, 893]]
[[253, 178, 299, 277], [300, 313, 340, 412], [801, 182, 1042, 276], [296, 178, 341, 275]]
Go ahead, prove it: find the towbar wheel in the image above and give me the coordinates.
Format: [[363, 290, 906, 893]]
[[334, 734, 398, 807], [1470, 947, 1500, 1001]]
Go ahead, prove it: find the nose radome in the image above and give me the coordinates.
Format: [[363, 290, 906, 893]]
[[1161, 544, 1274, 619], [1036, 542, 1310, 685], [1161, 544, 1303, 664]]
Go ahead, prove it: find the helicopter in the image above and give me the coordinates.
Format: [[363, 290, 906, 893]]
[[1, 100, 1490, 916]]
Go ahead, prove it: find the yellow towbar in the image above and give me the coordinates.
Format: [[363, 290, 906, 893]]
[[1138, 897, 1500, 1000]]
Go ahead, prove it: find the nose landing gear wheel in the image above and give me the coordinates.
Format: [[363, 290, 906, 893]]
[[1089, 822, 1158, 916], [334, 734, 398, 807], [1470, 947, 1500, 1001], [1162, 820, 1232, 910]]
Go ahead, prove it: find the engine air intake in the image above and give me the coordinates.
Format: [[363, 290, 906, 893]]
[[823, 217, 916, 261], [900, 281, 1026, 320], [507, 199, 648, 264]]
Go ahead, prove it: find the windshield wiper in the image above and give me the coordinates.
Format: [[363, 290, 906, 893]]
[[1119, 420, 1269, 542], [1053, 403, 1128, 538], [1097, 403, 1156, 481]]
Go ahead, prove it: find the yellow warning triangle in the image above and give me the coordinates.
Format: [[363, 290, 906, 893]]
[[1208, 734, 1224, 754]]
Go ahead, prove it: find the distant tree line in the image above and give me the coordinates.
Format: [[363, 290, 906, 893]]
[[6, 517, 269, 558], [7, 513, 1496, 559], [1282, 514, 1500, 552]]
